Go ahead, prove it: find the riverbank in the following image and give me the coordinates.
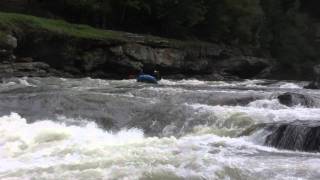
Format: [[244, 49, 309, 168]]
[[0, 11, 319, 82], [0, 11, 278, 81]]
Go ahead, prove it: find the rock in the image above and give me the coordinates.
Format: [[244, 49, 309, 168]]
[[242, 120, 320, 152], [0, 34, 18, 63], [305, 64, 320, 89], [0, 34, 17, 50], [8, 28, 274, 80], [213, 56, 272, 79], [0, 62, 66, 77], [264, 121, 320, 152], [121, 43, 185, 68], [277, 92, 320, 108], [109, 46, 124, 56], [0, 49, 12, 60]]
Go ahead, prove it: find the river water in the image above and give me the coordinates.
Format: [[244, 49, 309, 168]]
[[0, 77, 319, 180]]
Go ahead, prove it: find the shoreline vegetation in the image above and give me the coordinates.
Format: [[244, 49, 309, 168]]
[[0, 0, 319, 83]]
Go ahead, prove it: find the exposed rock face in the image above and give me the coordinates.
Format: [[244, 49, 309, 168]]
[[214, 56, 272, 79], [0, 30, 274, 79], [0, 33, 67, 78], [264, 121, 320, 152], [277, 92, 320, 108]]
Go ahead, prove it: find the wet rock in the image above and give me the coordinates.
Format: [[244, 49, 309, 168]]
[[242, 121, 320, 152], [0, 62, 68, 77], [264, 121, 320, 152], [277, 92, 320, 108]]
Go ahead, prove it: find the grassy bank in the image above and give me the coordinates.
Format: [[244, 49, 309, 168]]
[[0, 11, 125, 41], [0, 11, 213, 48]]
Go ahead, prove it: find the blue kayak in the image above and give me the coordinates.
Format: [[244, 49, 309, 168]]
[[137, 75, 158, 84]]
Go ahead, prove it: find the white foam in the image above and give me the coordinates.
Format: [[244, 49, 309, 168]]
[[187, 102, 320, 123], [279, 83, 303, 89], [18, 77, 34, 87], [248, 99, 288, 110], [159, 79, 207, 86], [0, 113, 319, 179]]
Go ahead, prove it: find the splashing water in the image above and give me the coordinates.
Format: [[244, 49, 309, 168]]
[[1, 113, 320, 180], [0, 78, 320, 179]]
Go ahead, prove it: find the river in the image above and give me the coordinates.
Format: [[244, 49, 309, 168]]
[[0, 77, 319, 180]]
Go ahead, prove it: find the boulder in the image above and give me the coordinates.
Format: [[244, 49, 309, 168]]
[[242, 120, 320, 153], [277, 92, 320, 108], [264, 121, 320, 152]]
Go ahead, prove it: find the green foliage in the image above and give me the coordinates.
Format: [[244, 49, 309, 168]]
[[200, 0, 263, 43], [150, 0, 207, 35], [261, 0, 319, 64], [34, 0, 207, 38], [0, 11, 124, 40], [33, 0, 264, 42], [0, 11, 212, 49]]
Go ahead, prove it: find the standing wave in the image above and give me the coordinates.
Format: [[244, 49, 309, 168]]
[[1, 113, 320, 180]]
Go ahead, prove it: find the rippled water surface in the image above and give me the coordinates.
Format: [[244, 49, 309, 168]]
[[0, 77, 319, 180]]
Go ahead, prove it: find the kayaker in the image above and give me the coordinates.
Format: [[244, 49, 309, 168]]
[[153, 70, 162, 81], [136, 69, 158, 84]]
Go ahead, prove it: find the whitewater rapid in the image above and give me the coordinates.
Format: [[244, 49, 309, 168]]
[[0, 77, 319, 180]]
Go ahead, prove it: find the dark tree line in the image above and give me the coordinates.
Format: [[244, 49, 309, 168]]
[[28, 0, 263, 44], [4, 0, 320, 45]]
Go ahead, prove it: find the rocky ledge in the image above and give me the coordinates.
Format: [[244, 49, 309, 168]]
[[264, 121, 320, 153], [242, 120, 320, 153]]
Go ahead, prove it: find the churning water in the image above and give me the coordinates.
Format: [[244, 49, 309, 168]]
[[0, 77, 319, 180]]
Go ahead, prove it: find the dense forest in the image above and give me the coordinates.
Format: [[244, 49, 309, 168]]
[[2, 1, 318, 40]]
